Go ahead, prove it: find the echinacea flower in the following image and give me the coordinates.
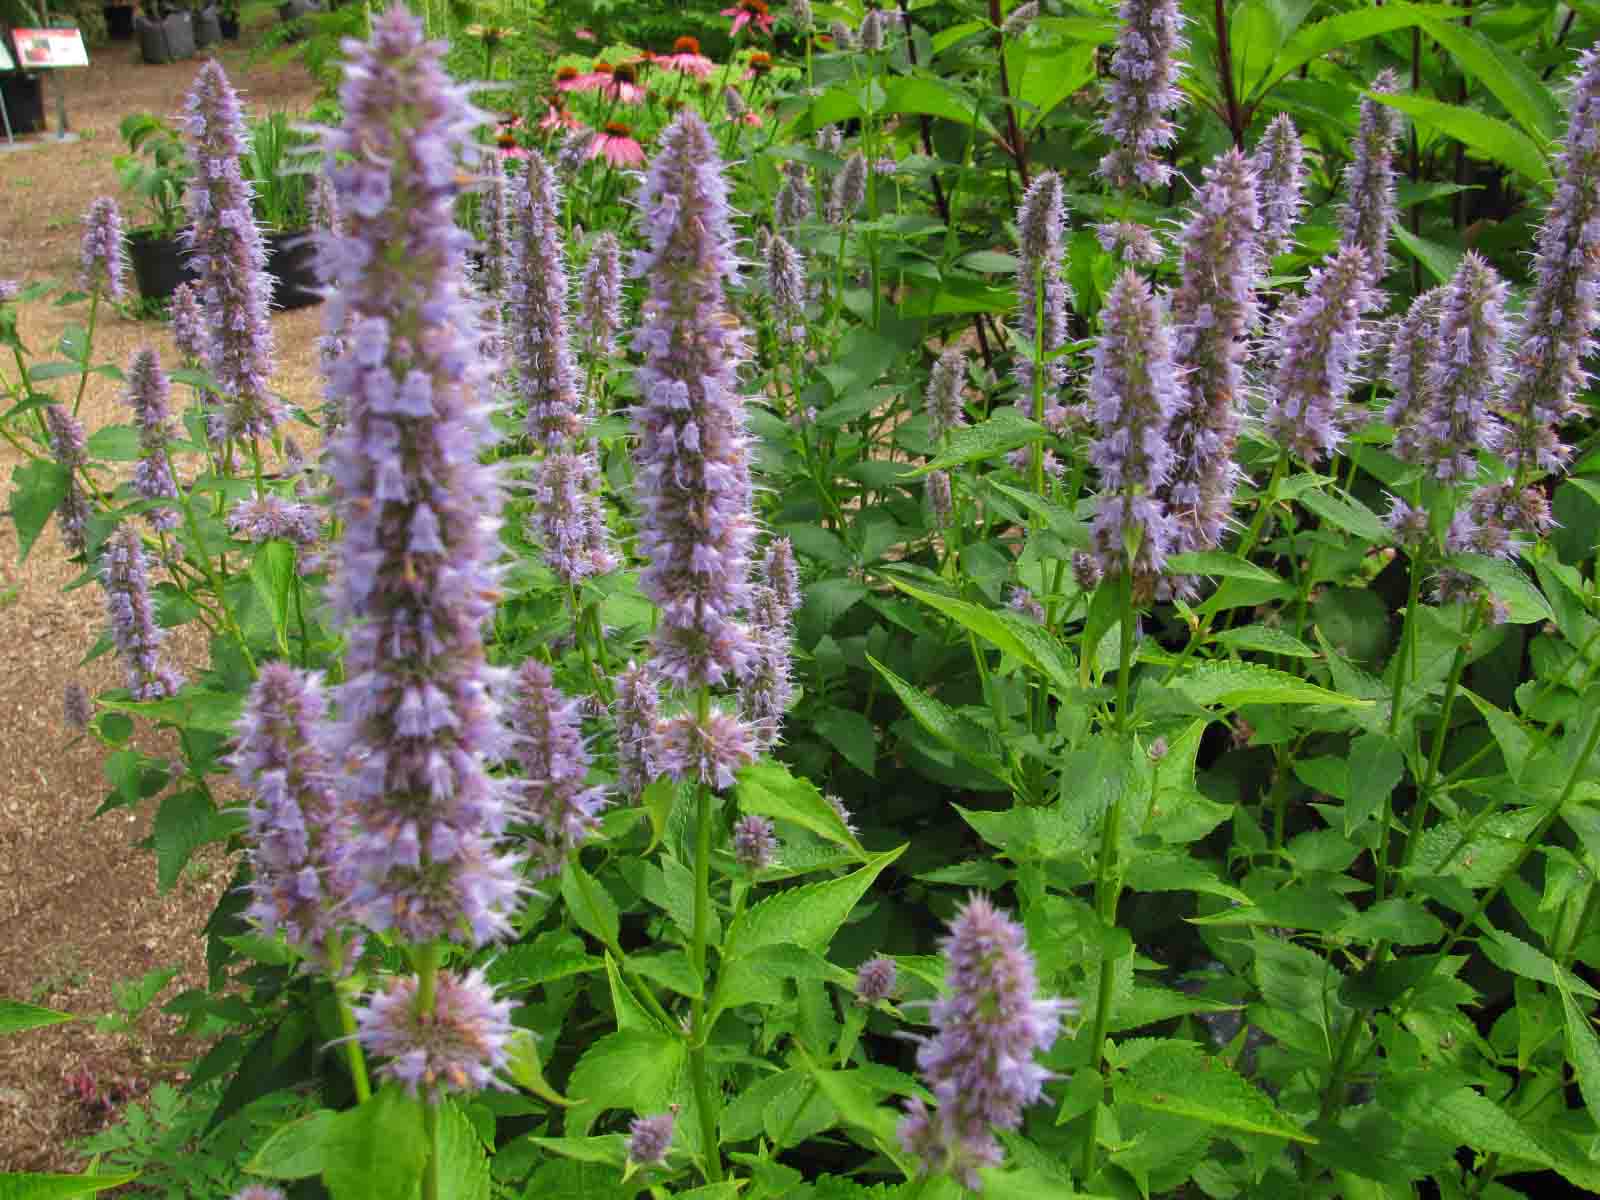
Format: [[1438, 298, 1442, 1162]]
[[743, 50, 774, 79], [604, 62, 647, 104], [355, 967, 515, 1097], [592, 121, 647, 168], [659, 35, 715, 79], [537, 101, 583, 133], [723, 0, 775, 37]]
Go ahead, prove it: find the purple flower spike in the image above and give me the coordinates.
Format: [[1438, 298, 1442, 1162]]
[[926, 347, 969, 440], [124, 349, 181, 533], [1088, 268, 1180, 588], [228, 495, 321, 545], [652, 709, 755, 792], [1339, 70, 1404, 282], [1384, 287, 1447, 463], [630, 110, 759, 690], [613, 660, 662, 801], [532, 450, 614, 584], [169, 282, 206, 365], [184, 59, 279, 441], [64, 682, 92, 730], [318, 7, 523, 949], [43, 404, 91, 556], [1098, 0, 1185, 191], [1254, 114, 1306, 260], [775, 159, 812, 228], [829, 151, 867, 224], [231, 1188, 288, 1200], [1014, 171, 1071, 397], [627, 1111, 676, 1166], [477, 153, 511, 301], [356, 967, 514, 1098], [1007, 587, 1045, 623], [765, 231, 807, 345], [1505, 48, 1600, 477], [855, 955, 897, 1004], [1163, 147, 1261, 556], [80, 196, 128, 303], [926, 469, 953, 526], [511, 155, 584, 448], [1418, 252, 1508, 483], [232, 663, 361, 971], [102, 525, 182, 701], [897, 894, 1073, 1191], [579, 231, 624, 362], [1095, 220, 1164, 266], [1263, 244, 1380, 465], [732, 813, 778, 869], [741, 548, 797, 750], [510, 660, 608, 880]]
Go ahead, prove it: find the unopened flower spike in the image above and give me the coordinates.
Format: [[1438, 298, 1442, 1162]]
[[1253, 114, 1305, 260], [511, 155, 584, 448], [1339, 69, 1403, 282], [80, 196, 128, 303], [1014, 171, 1071, 397]]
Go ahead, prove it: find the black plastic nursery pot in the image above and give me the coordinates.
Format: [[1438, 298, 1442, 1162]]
[[127, 230, 199, 303], [0, 72, 46, 135], [265, 230, 321, 311], [103, 4, 136, 39], [219, 13, 240, 38]]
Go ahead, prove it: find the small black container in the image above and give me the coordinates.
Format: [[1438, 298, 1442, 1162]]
[[0, 72, 46, 135], [219, 13, 240, 38], [193, 6, 221, 46], [265, 230, 321, 310], [104, 4, 136, 39], [127, 230, 199, 303]]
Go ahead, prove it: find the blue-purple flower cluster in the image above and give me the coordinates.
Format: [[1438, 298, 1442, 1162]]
[[124, 349, 180, 532], [1253, 114, 1306, 260], [102, 525, 183, 701], [510, 659, 607, 879], [1014, 172, 1070, 397], [511, 155, 584, 447], [1338, 71, 1403, 281], [80, 196, 128, 303], [44, 404, 91, 556], [1098, 0, 1185, 191], [579, 231, 624, 363]]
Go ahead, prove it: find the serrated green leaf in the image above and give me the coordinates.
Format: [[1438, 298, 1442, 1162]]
[[1211, 625, 1319, 658], [1347, 732, 1405, 834], [1165, 551, 1284, 585], [1393, 225, 1464, 285], [1297, 489, 1387, 542], [912, 409, 1043, 474], [1443, 554, 1554, 624], [0, 1173, 140, 1200], [0, 1000, 74, 1038], [561, 862, 620, 949], [887, 577, 1076, 693], [605, 952, 668, 1032], [8, 459, 68, 563], [435, 1100, 490, 1200], [96, 689, 243, 734], [521, 1135, 628, 1167], [1258, 5, 1465, 98], [722, 846, 905, 961], [1117, 1041, 1314, 1141], [867, 655, 1009, 784], [322, 1087, 427, 1200], [1420, 17, 1560, 141], [1478, 926, 1600, 1000], [154, 789, 213, 894], [1173, 662, 1370, 709], [1372, 90, 1548, 184], [565, 1030, 686, 1136], [737, 760, 863, 853], [1555, 974, 1600, 1134], [485, 931, 600, 990], [246, 1108, 337, 1179], [812, 706, 878, 777], [505, 1028, 572, 1107], [84, 424, 142, 462], [1338, 899, 1445, 946]]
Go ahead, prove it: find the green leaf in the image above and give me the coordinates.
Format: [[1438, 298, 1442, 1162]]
[[1297, 489, 1387, 542], [1258, 5, 1461, 97], [565, 1030, 686, 1136], [881, 76, 994, 134], [867, 655, 1009, 784], [1117, 1041, 1314, 1140], [1371, 90, 1548, 184], [1014, 42, 1098, 130], [1443, 554, 1554, 624], [434, 1100, 491, 1200], [914, 409, 1043, 474], [1338, 899, 1445, 946], [1165, 551, 1284, 585], [1211, 626, 1319, 658], [1393, 226, 1464, 285], [1462, 688, 1532, 782], [0, 1174, 140, 1200], [561, 862, 620, 949], [1346, 732, 1405, 834], [1555, 975, 1600, 1135], [812, 706, 878, 777], [605, 951, 668, 1032], [627, 951, 702, 999], [322, 1087, 428, 1200], [84, 424, 143, 461], [1478, 927, 1600, 1001], [248, 540, 297, 649], [96, 689, 244, 734], [737, 760, 863, 853], [0, 1000, 74, 1037], [887, 577, 1076, 693], [520, 1135, 628, 1167], [246, 1109, 338, 1179], [722, 846, 905, 961], [1172, 662, 1370, 709], [153, 789, 213, 894], [1419, 17, 1560, 142], [486, 930, 600, 990], [8, 460, 68, 563], [505, 1028, 573, 1108]]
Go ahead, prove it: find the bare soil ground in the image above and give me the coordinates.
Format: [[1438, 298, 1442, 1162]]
[[0, 22, 321, 1172]]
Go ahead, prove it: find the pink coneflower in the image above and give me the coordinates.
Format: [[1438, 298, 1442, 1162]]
[[723, 0, 775, 36], [742, 50, 774, 79], [558, 61, 613, 92], [603, 62, 647, 104], [540, 103, 585, 132], [659, 35, 715, 78], [575, 27, 596, 41], [591, 121, 646, 168]]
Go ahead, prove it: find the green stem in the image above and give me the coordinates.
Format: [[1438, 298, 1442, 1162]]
[[688, 687, 723, 1184], [72, 286, 101, 419], [1081, 569, 1136, 1182], [415, 942, 442, 1200], [326, 933, 371, 1103]]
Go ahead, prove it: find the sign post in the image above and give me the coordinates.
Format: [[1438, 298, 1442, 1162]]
[[0, 37, 15, 146], [6, 28, 89, 140]]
